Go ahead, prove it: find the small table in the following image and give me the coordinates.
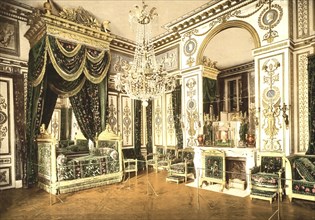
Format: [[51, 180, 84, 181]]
[[166, 175, 185, 184]]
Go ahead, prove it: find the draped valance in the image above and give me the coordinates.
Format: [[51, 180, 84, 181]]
[[29, 35, 111, 96]]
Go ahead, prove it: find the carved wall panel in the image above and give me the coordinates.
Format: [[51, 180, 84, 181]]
[[120, 95, 133, 147], [154, 97, 163, 146], [296, 0, 309, 38], [297, 53, 309, 152], [0, 76, 15, 189], [182, 72, 202, 148], [156, 45, 179, 72], [165, 93, 176, 146], [110, 52, 133, 74], [108, 94, 118, 134], [257, 53, 288, 152]]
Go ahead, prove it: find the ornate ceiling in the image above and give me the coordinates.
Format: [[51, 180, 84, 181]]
[[17, 0, 255, 70]]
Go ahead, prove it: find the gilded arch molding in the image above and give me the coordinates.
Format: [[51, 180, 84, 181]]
[[196, 20, 261, 65]]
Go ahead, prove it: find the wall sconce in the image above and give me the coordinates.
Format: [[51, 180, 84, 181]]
[[280, 103, 289, 129], [249, 104, 260, 127]]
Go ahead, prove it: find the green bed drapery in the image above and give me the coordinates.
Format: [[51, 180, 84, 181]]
[[26, 35, 111, 186], [306, 54, 315, 155]]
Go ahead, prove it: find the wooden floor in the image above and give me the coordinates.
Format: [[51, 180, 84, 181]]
[[0, 170, 314, 220]]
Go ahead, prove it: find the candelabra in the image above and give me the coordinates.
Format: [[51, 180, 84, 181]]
[[203, 105, 218, 146]]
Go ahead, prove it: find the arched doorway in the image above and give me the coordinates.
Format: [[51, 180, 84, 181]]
[[197, 20, 260, 113], [197, 20, 260, 146]]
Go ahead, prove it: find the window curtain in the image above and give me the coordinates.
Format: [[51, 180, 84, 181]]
[[306, 54, 315, 155], [146, 101, 153, 154], [172, 84, 183, 149], [134, 100, 142, 157], [26, 35, 111, 186], [203, 77, 217, 113]]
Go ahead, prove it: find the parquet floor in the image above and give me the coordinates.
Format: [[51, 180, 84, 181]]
[[0, 170, 314, 220]]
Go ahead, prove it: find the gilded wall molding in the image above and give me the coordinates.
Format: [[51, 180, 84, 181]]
[[296, 0, 309, 39], [258, 3, 283, 43], [261, 58, 282, 151], [184, 77, 200, 147], [297, 53, 309, 152], [154, 99, 163, 146], [121, 96, 133, 147], [166, 93, 176, 146], [253, 41, 288, 55], [108, 96, 118, 134]]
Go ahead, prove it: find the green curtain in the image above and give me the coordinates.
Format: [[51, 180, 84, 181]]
[[26, 35, 111, 186], [203, 77, 217, 113], [306, 54, 315, 155], [134, 100, 142, 157], [146, 101, 153, 154], [172, 84, 183, 149]]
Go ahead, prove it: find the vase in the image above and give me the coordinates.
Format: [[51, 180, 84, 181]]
[[247, 134, 255, 147], [197, 134, 205, 146]]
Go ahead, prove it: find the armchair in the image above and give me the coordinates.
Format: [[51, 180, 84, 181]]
[[285, 155, 315, 202], [167, 148, 194, 183], [146, 146, 169, 173], [122, 148, 138, 178], [249, 152, 285, 204]]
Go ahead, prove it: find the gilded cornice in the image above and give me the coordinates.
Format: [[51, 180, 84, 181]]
[[219, 61, 254, 77], [0, 57, 28, 74], [153, 32, 181, 50], [110, 35, 135, 55], [0, 0, 33, 22], [25, 13, 114, 49], [163, 0, 256, 34], [252, 40, 291, 56]]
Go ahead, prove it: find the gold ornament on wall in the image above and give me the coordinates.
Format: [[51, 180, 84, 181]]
[[258, 3, 283, 43]]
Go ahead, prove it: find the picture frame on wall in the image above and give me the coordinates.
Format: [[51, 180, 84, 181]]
[[0, 17, 20, 56]]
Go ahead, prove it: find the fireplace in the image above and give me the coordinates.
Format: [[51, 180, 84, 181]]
[[226, 157, 247, 190]]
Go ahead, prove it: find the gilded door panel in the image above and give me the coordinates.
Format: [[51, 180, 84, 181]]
[[0, 77, 15, 189]]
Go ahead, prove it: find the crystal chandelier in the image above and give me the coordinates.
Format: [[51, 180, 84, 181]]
[[114, 1, 176, 106]]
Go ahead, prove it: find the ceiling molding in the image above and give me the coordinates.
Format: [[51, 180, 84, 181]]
[[0, 0, 33, 22], [164, 0, 256, 35]]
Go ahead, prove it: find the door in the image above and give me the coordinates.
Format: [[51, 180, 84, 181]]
[[0, 76, 16, 190]]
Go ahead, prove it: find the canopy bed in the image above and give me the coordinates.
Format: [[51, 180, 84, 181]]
[[24, 4, 115, 188]]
